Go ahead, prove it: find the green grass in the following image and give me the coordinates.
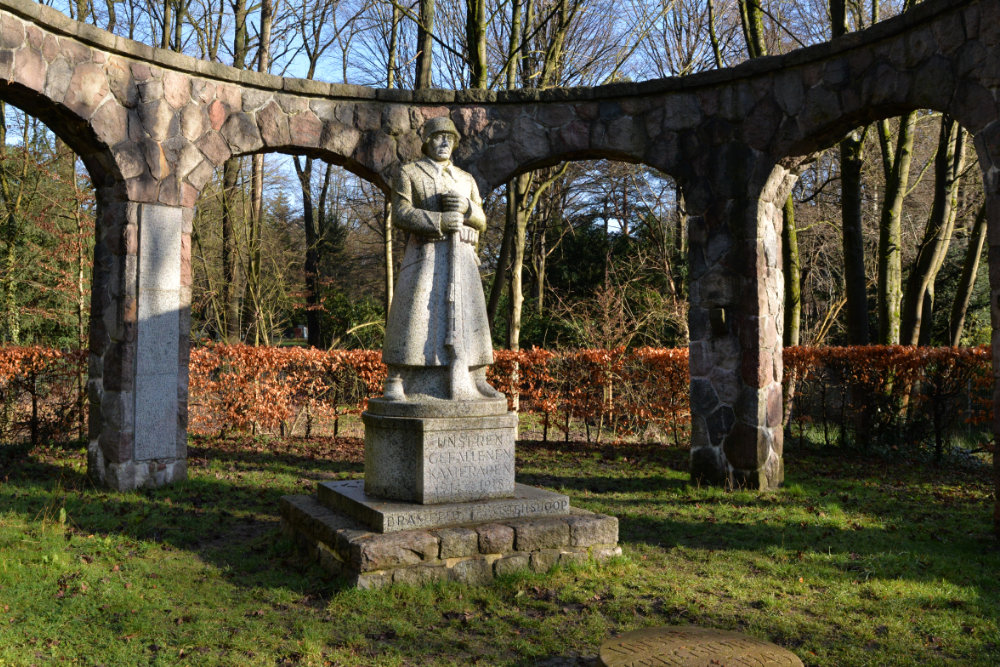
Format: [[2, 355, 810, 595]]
[[0, 432, 997, 666]]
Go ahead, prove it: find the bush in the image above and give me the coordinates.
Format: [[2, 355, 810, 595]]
[[0, 344, 993, 458], [0, 346, 86, 444]]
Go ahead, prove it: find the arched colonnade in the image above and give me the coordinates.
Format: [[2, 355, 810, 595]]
[[0, 0, 996, 491]]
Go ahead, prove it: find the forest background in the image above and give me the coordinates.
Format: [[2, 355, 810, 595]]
[[0, 0, 990, 377]]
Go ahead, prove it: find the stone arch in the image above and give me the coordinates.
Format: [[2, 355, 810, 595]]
[[463, 145, 683, 220], [457, 103, 679, 195], [0, 81, 122, 189], [0, 56, 153, 489], [690, 103, 989, 487], [0, 1, 204, 488], [474, 148, 651, 197], [203, 98, 407, 196]]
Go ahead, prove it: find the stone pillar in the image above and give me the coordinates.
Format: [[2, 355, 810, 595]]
[[981, 150, 1000, 536], [685, 152, 787, 490], [88, 201, 189, 490]]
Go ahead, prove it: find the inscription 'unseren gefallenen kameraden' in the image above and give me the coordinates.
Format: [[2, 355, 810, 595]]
[[423, 430, 514, 493]]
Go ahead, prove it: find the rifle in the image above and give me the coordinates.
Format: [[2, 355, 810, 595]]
[[442, 192, 475, 399]]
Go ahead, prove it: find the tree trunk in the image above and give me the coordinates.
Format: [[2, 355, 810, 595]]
[[900, 116, 965, 345], [414, 0, 436, 89], [782, 194, 801, 346], [504, 0, 523, 89], [538, 0, 577, 88], [244, 0, 274, 345], [841, 130, 869, 344], [160, 0, 172, 49], [104, 0, 115, 32], [738, 0, 767, 58], [0, 110, 16, 344], [674, 183, 687, 296], [73, 164, 86, 439], [832, 1, 870, 343], [173, 0, 185, 52], [246, 154, 264, 344], [949, 204, 986, 346], [465, 0, 487, 89], [383, 199, 394, 315], [316, 162, 334, 344], [917, 288, 934, 345], [387, 2, 400, 88], [876, 111, 917, 344], [506, 174, 530, 351], [830, 0, 846, 38], [488, 0, 525, 332], [221, 159, 242, 342], [384, 1, 399, 312], [487, 212, 515, 330], [295, 156, 321, 348], [535, 223, 546, 314], [707, 0, 723, 67], [219, 0, 249, 342]]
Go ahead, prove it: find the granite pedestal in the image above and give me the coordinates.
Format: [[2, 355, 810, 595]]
[[363, 396, 517, 504], [280, 396, 620, 587], [280, 494, 621, 589]]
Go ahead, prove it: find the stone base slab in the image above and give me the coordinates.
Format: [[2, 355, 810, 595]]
[[280, 493, 620, 589], [318, 479, 571, 532], [363, 410, 518, 504]]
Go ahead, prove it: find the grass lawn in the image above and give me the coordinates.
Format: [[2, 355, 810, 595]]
[[0, 428, 997, 666]]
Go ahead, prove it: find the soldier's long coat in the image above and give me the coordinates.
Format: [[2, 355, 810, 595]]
[[383, 157, 493, 368]]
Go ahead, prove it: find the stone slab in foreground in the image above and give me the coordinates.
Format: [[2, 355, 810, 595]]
[[280, 492, 620, 589], [599, 626, 803, 667]]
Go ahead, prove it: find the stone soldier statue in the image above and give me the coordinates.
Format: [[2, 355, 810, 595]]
[[382, 117, 502, 402]]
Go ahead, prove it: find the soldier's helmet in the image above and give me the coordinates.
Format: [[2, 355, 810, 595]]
[[420, 117, 460, 148]]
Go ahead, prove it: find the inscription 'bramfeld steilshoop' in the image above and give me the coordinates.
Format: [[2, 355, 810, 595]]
[[281, 119, 620, 587]]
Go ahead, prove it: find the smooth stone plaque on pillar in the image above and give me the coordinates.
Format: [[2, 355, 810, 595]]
[[364, 399, 517, 504], [135, 203, 182, 464], [131, 203, 187, 488]]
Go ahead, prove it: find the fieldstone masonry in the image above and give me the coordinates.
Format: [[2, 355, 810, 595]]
[[3, 0, 1000, 490], [280, 494, 620, 588]]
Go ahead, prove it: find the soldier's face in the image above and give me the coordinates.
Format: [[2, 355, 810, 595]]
[[427, 132, 455, 161]]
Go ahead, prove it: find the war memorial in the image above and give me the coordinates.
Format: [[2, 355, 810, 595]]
[[0, 0, 997, 660], [280, 117, 622, 587]]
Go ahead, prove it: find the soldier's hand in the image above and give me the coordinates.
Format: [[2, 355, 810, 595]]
[[441, 211, 464, 233], [442, 193, 469, 214]]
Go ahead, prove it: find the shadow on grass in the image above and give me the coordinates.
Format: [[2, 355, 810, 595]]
[[514, 439, 998, 608], [0, 437, 368, 596], [1, 436, 996, 607], [517, 472, 686, 496]]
